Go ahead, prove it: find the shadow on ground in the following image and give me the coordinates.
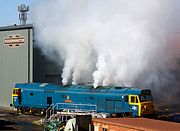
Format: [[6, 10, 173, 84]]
[[0, 120, 17, 130]]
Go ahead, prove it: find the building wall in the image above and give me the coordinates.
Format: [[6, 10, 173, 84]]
[[0, 25, 33, 106], [0, 24, 62, 107], [33, 46, 62, 84]]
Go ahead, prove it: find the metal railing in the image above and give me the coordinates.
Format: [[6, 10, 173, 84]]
[[45, 103, 97, 121]]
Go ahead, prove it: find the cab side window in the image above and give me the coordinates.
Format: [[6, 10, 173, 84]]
[[124, 95, 128, 102], [130, 96, 139, 103], [131, 96, 135, 103]]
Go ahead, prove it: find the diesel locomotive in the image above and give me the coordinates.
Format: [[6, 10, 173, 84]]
[[11, 83, 155, 117]]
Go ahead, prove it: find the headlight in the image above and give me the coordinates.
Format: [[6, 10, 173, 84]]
[[132, 106, 137, 110], [144, 105, 147, 109]]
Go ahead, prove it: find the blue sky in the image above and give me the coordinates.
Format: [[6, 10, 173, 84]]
[[0, 0, 180, 30], [0, 0, 36, 26]]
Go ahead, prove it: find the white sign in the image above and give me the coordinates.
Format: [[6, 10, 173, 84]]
[[4, 34, 25, 47]]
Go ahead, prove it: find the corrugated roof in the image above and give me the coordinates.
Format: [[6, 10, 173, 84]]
[[92, 118, 180, 131]]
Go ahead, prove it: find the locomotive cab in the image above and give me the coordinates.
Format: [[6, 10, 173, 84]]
[[11, 88, 21, 107], [128, 89, 154, 117]]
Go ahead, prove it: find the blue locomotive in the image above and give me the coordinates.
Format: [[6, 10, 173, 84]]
[[11, 83, 155, 117]]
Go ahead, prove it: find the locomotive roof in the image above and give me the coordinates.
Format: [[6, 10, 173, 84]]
[[15, 83, 146, 95]]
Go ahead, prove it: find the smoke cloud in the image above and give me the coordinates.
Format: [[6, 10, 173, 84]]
[[31, 0, 178, 90]]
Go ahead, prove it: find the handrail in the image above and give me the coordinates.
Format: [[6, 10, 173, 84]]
[[45, 103, 97, 122], [45, 104, 54, 121]]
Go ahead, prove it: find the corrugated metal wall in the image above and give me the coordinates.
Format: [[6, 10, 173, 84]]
[[0, 25, 33, 106]]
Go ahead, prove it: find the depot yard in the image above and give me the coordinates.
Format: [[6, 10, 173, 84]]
[[1, 106, 180, 131], [0, 106, 43, 131]]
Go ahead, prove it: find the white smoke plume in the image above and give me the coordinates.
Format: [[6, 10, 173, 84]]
[[32, 0, 177, 88]]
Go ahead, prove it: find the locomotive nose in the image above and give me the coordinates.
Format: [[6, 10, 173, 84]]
[[141, 102, 154, 116]]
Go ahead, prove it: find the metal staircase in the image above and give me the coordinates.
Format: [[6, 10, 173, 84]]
[[45, 103, 97, 122]]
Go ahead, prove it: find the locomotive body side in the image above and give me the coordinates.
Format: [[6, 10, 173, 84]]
[[11, 83, 155, 117]]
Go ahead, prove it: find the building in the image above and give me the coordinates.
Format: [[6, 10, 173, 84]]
[[92, 118, 180, 131], [0, 24, 61, 107]]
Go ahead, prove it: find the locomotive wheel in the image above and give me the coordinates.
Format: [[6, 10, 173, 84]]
[[21, 108, 25, 114], [17, 107, 25, 115], [37, 109, 45, 116], [29, 108, 34, 115], [129, 112, 133, 118], [122, 112, 126, 117], [17, 108, 22, 114], [40, 110, 45, 116]]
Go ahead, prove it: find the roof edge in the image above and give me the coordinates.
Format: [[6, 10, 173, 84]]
[[0, 24, 33, 31]]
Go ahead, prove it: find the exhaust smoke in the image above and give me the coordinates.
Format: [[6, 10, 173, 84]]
[[31, 0, 179, 92]]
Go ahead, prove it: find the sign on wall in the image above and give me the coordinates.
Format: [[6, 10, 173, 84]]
[[4, 34, 25, 47]]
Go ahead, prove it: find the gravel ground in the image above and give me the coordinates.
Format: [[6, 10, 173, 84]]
[[0, 107, 44, 131]]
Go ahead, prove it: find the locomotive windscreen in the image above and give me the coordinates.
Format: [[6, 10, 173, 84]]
[[139, 89, 153, 102]]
